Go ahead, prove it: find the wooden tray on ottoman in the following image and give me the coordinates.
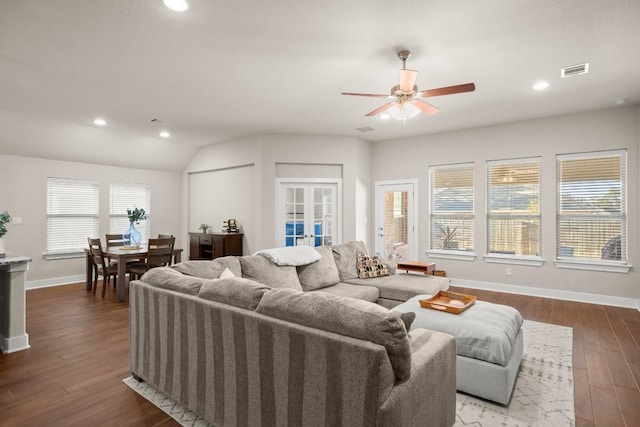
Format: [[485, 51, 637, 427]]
[[419, 291, 476, 314]]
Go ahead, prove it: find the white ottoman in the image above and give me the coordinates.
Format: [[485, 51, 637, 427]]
[[393, 294, 523, 405]]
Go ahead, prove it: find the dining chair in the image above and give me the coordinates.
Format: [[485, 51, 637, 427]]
[[105, 233, 127, 248], [87, 237, 118, 298], [129, 237, 175, 280]]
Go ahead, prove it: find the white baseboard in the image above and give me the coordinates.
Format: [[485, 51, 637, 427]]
[[451, 278, 640, 310], [0, 333, 30, 354], [26, 275, 85, 290]]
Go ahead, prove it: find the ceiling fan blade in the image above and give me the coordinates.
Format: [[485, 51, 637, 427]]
[[365, 102, 396, 117], [341, 92, 391, 98], [412, 100, 440, 116], [399, 69, 417, 92], [420, 83, 476, 98]]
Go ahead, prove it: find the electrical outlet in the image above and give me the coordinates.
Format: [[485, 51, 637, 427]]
[[505, 267, 512, 276], [10, 217, 22, 225]]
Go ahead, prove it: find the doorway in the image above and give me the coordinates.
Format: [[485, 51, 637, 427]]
[[276, 179, 341, 247], [374, 180, 417, 262]]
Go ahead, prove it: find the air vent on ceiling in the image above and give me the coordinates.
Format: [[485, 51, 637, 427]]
[[357, 126, 375, 132], [561, 63, 589, 78]]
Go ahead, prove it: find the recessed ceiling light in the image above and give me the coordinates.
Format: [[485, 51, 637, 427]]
[[615, 98, 627, 106], [163, 0, 188, 12], [93, 118, 107, 126], [159, 131, 171, 138], [379, 113, 390, 120], [532, 81, 550, 91]]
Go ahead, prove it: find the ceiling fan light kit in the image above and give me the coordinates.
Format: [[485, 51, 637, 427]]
[[341, 49, 476, 122]]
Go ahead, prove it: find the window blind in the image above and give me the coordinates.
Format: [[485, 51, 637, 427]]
[[109, 183, 151, 243], [557, 150, 626, 262], [429, 163, 474, 251], [487, 158, 541, 256], [46, 177, 99, 255]]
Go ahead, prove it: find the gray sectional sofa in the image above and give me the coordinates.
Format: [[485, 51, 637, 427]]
[[129, 241, 456, 426]]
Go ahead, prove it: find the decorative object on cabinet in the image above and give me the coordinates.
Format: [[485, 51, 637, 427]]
[[199, 223, 209, 233], [189, 232, 243, 260], [222, 219, 239, 233]]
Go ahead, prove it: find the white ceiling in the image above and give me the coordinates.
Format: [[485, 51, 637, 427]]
[[1, 0, 639, 172]]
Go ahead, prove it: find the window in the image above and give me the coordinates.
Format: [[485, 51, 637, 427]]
[[557, 150, 627, 268], [109, 183, 151, 243], [46, 177, 99, 257], [486, 158, 541, 260], [429, 164, 474, 253]]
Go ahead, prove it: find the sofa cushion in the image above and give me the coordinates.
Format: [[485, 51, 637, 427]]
[[240, 255, 302, 291], [170, 256, 242, 279], [356, 252, 390, 278], [310, 282, 379, 303], [345, 274, 450, 302], [198, 277, 270, 310], [331, 241, 368, 281], [256, 288, 412, 382], [140, 266, 208, 295], [297, 246, 341, 291]]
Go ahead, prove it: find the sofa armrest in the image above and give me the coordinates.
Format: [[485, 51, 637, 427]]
[[377, 328, 456, 427]]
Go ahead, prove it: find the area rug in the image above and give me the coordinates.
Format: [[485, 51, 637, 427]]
[[123, 320, 574, 427]]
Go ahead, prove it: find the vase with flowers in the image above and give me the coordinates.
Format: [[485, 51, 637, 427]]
[[123, 207, 146, 247], [0, 211, 10, 258]]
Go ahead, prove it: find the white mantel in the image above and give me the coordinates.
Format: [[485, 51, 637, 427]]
[[0, 256, 32, 353]]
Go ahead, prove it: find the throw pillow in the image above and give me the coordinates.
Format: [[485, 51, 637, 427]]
[[400, 312, 416, 331], [356, 252, 390, 279], [219, 267, 235, 279]]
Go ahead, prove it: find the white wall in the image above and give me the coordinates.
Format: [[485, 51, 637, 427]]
[[182, 134, 371, 254], [0, 154, 182, 287], [371, 106, 640, 303]]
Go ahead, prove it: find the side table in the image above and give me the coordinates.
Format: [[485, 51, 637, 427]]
[[396, 260, 436, 275]]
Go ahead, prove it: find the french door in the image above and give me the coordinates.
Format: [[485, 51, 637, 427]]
[[374, 180, 417, 262], [276, 179, 341, 247]]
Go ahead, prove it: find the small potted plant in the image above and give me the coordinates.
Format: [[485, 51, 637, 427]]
[[440, 225, 459, 250], [0, 211, 11, 258], [199, 223, 209, 233]]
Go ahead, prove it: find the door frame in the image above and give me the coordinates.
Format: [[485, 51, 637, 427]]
[[374, 179, 418, 260], [275, 178, 342, 247]]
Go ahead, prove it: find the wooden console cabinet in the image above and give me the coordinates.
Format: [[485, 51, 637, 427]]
[[189, 232, 243, 260]]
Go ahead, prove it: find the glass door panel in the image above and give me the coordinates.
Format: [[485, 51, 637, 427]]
[[279, 181, 339, 247], [375, 182, 416, 262]]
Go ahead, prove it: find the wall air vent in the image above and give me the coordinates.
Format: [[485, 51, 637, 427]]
[[357, 126, 376, 132], [561, 63, 590, 78]]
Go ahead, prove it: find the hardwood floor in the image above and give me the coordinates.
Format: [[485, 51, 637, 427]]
[[2, 282, 640, 426], [0, 283, 179, 427]]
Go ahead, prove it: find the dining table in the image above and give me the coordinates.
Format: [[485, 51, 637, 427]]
[[85, 245, 183, 302]]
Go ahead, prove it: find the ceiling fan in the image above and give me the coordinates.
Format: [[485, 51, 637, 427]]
[[341, 50, 476, 121]]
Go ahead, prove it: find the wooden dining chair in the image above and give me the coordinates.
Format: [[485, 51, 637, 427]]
[[87, 237, 118, 298], [105, 233, 127, 248], [129, 237, 175, 280]]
